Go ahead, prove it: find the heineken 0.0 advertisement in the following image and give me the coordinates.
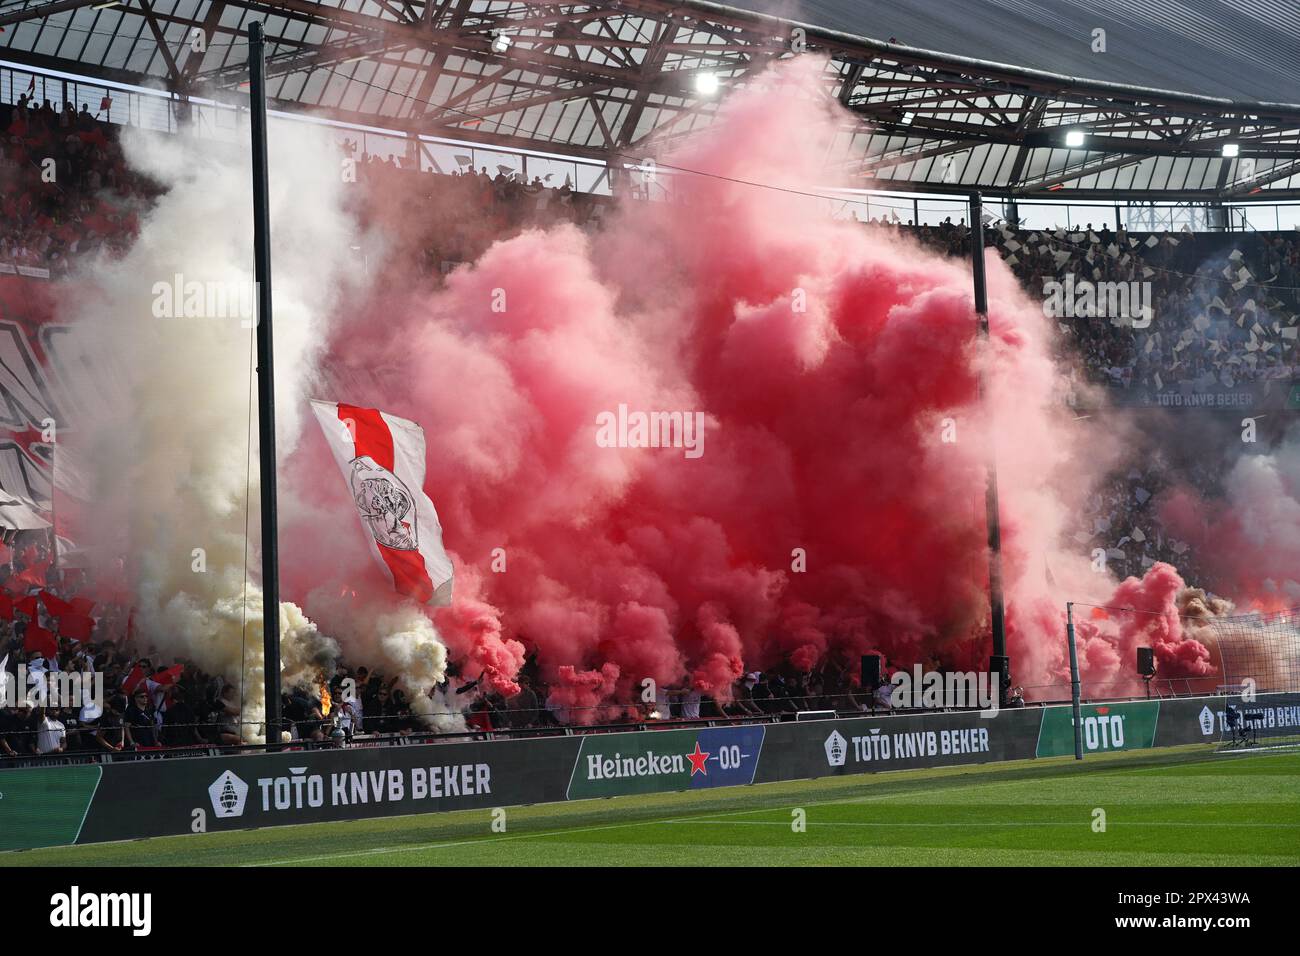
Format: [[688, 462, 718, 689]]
[[567, 724, 766, 799]]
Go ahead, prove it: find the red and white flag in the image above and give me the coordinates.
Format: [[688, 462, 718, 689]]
[[310, 400, 453, 606], [121, 663, 147, 695]]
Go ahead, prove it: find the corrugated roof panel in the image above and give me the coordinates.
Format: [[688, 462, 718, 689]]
[[720, 0, 1300, 103]]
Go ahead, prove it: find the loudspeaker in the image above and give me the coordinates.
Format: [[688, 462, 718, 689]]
[[1137, 647, 1155, 677], [861, 654, 881, 688], [989, 655, 1010, 688]]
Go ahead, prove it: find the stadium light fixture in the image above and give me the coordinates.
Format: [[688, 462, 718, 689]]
[[491, 32, 512, 54], [901, 111, 915, 125], [1222, 143, 1240, 158], [695, 72, 720, 96], [1064, 130, 1086, 148]]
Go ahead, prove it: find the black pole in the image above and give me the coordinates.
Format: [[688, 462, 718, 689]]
[[969, 193, 1008, 702], [1066, 602, 1083, 760], [249, 21, 281, 747]]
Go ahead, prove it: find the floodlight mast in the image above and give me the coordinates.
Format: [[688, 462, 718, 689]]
[[969, 193, 1008, 706], [249, 20, 282, 750]]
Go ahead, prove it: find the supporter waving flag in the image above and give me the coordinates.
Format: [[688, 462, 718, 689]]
[[57, 614, 94, 642], [40, 590, 74, 618], [23, 624, 57, 661], [310, 400, 453, 606], [121, 663, 145, 695], [149, 665, 183, 688]]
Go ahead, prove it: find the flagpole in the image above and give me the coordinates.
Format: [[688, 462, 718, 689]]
[[248, 21, 282, 749], [50, 438, 59, 573], [970, 193, 1008, 706]]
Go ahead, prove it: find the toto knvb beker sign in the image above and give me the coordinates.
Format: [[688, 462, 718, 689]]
[[213, 761, 493, 819], [834, 724, 992, 766], [1155, 693, 1300, 745], [67, 735, 583, 844], [752, 707, 1045, 782]]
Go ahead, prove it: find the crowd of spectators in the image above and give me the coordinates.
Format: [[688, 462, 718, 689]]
[[341, 139, 609, 279], [1, 98, 1293, 758], [449, 651, 881, 734], [869, 213, 1300, 395], [1070, 458, 1209, 588], [0, 92, 158, 272], [0, 555, 896, 761], [1001, 222, 1298, 394]]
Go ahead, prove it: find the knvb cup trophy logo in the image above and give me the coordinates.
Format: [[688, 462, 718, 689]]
[[208, 769, 248, 818], [1199, 705, 1216, 736], [350, 456, 418, 550], [824, 730, 847, 767]]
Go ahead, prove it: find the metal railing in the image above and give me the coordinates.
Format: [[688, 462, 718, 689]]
[[0, 675, 1255, 769], [0, 61, 612, 194], [7, 61, 1300, 229]]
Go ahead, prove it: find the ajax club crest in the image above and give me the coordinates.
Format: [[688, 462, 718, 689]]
[[350, 456, 418, 551]]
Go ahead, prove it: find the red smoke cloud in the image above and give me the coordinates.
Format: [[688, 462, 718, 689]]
[[279, 57, 1230, 712], [1159, 439, 1300, 611], [1070, 562, 1217, 695]]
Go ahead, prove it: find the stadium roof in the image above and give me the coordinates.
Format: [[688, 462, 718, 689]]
[[729, 0, 1300, 106], [2, 0, 1299, 200]]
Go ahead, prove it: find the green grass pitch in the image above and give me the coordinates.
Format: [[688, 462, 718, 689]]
[[7, 744, 1299, 867]]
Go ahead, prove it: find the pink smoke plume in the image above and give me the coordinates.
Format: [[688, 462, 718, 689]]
[[1067, 563, 1219, 693], [280, 56, 1226, 712], [1159, 433, 1300, 610]]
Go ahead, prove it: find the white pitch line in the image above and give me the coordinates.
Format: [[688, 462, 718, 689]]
[[249, 777, 914, 865], [247, 818, 669, 866], [1215, 744, 1300, 756], [248, 783, 953, 866], [664, 819, 1300, 828]]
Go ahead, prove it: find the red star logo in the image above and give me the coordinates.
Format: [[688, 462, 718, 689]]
[[686, 741, 710, 776]]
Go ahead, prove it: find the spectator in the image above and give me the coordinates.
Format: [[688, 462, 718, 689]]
[[161, 689, 204, 747], [124, 688, 159, 747], [216, 683, 241, 745], [93, 694, 127, 753], [0, 702, 32, 756], [679, 686, 702, 720], [34, 705, 66, 755], [727, 674, 764, 718]]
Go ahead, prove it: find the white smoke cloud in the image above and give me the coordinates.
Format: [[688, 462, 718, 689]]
[[305, 593, 460, 731], [53, 119, 452, 740], [1222, 426, 1300, 602]]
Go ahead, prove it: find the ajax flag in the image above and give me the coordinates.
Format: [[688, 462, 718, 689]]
[[310, 400, 453, 606]]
